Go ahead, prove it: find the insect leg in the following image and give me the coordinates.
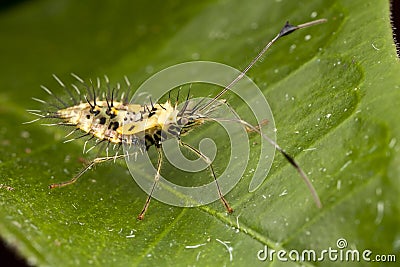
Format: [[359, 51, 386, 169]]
[[204, 117, 322, 209], [137, 145, 163, 220], [244, 119, 269, 133], [178, 140, 233, 214], [49, 154, 128, 189]]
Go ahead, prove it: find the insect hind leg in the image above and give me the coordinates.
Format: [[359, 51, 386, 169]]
[[178, 140, 233, 214], [137, 145, 163, 220], [49, 154, 128, 189]]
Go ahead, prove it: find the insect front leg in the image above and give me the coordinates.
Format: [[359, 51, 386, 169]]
[[178, 140, 233, 214], [137, 145, 163, 220], [49, 154, 128, 189]]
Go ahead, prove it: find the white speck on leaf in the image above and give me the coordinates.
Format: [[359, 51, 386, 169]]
[[337, 180, 341, 190], [340, 160, 352, 171], [376, 187, 382, 196], [389, 138, 396, 148], [185, 243, 206, 249], [371, 42, 380, 51], [216, 239, 233, 262], [375, 201, 384, 224], [279, 189, 288, 197]]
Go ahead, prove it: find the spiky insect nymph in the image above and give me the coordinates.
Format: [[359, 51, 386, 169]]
[[27, 19, 326, 220], [28, 74, 212, 150]]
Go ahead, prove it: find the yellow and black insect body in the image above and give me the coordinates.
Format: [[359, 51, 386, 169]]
[[27, 20, 326, 220], [29, 73, 230, 219]]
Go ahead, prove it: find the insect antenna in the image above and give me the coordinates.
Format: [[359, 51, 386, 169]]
[[198, 19, 327, 113], [207, 117, 322, 208], [195, 19, 326, 209]]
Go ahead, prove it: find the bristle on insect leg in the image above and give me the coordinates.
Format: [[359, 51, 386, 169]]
[[138, 146, 163, 220]]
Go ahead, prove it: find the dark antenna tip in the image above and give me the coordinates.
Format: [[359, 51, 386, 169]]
[[279, 21, 298, 37], [280, 18, 328, 37], [198, 18, 327, 113]]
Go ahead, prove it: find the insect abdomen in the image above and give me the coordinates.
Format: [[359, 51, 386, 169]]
[[55, 100, 184, 148]]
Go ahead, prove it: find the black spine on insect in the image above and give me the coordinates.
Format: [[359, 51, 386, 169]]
[[106, 88, 115, 109], [106, 88, 117, 119], [25, 75, 126, 143], [177, 88, 191, 117], [158, 103, 166, 110]]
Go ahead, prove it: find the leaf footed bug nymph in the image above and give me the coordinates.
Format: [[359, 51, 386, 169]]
[[26, 19, 326, 220]]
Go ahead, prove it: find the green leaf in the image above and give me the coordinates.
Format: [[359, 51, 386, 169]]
[[1, 0, 399, 266]]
